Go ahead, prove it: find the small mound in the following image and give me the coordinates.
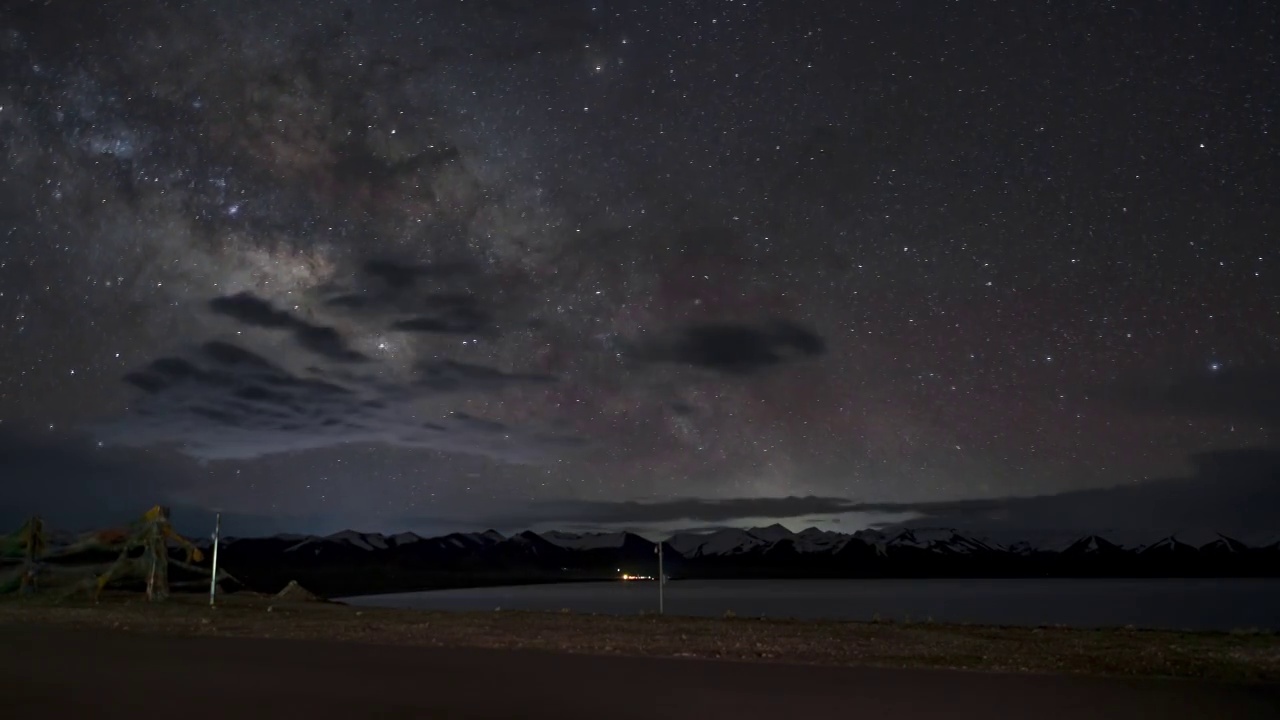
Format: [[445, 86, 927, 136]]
[[274, 580, 321, 602]]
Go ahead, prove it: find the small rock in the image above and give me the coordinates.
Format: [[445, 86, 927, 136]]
[[266, 605, 274, 613], [355, 611, 364, 617]]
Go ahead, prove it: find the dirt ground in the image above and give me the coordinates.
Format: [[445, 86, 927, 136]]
[[2, 591, 1277, 683], [9, 625, 1280, 720]]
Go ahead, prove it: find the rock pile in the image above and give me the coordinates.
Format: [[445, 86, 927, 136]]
[[273, 580, 321, 602]]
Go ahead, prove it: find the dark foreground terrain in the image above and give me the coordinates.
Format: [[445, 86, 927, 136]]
[[2, 592, 1280, 682], [3, 624, 1278, 719]]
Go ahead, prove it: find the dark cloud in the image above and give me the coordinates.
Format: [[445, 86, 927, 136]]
[[418, 0, 606, 63], [388, 293, 490, 335], [626, 320, 826, 374], [1116, 365, 1280, 427], [98, 340, 577, 462], [361, 259, 479, 290], [415, 360, 555, 392], [669, 401, 697, 416], [292, 325, 368, 363], [474, 495, 870, 528], [209, 293, 368, 363], [208, 293, 300, 328], [856, 447, 1280, 542], [0, 428, 295, 535], [477, 447, 1280, 541], [0, 428, 171, 528], [323, 260, 496, 335]]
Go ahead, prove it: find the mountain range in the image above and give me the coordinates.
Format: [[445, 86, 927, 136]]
[[191, 525, 1280, 597]]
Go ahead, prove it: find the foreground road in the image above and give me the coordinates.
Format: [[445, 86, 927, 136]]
[[2, 625, 1276, 719]]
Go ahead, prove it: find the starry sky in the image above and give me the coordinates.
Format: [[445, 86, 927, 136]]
[[1, 1, 1277, 539]]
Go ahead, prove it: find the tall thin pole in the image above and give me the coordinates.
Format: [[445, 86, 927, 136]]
[[657, 541, 664, 615], [208, 513, 221, 607]]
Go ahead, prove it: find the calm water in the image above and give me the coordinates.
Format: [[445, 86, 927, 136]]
[[341, 578, 1280, 631]]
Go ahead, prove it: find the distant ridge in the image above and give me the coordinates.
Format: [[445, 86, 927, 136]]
[[172, 524, 1280, 598]]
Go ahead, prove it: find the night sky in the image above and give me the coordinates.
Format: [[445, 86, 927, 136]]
[[1, 1, 1277, 540]]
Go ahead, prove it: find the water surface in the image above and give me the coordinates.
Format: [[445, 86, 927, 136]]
[[341, 578, 1280, 631]]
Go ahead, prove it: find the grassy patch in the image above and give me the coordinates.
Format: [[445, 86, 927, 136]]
[[1, 592, 1276, 683]]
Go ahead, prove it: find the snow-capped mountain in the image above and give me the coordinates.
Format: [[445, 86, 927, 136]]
[[1062, 535, 1130, 556], [270, 526, 1275, 559], [206, 525, 1279, 560], [1148, 530, 1251, 555], [542, 531, 628, 551], [838, 527, 1000, 557], [793, 526, 850, 553], [748, 524, 796, 544], [179, 523, 1280, 598], [336, 530, 388, 550], [284, 530, 381, 553], [667, 528, 774, 557], [275, 528, 504, 556], [390, 532, 422, 546], [1141, 535, 1207, 555]]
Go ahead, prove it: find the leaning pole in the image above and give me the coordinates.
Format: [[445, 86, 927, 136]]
[[656, 541, 665, 615], [209, 513, 221, 607]]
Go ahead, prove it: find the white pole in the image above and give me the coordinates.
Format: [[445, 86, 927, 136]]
[[209, 513, 221, 607], [657, 541, 664, 615]]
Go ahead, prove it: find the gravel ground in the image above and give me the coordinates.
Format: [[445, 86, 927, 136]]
[[3, 592, 1277, 683]]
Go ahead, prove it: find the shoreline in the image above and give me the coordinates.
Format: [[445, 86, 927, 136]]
[[221, 573, 1280, 600], [2, 592, 1278, 684]]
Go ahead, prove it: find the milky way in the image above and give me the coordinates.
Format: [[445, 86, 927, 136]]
[[0, 1, 1277, 536]]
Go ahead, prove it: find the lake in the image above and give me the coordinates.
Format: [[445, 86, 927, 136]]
[[340, 578, 1280, 631]]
